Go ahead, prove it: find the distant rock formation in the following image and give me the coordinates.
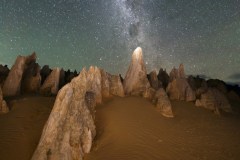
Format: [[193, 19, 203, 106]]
[[195, 88, 232, 114], [123, 47, 150, 96], [3, 53, 36, 97], [0, 87, 8, 114], [157, 68, 169, 89], [40, 68, 61, 96], [100, 69, 125, 98], [147, 70, 159, 90], [166, 64, 196, 102], [0, 65, 10, 87], [31, 68, 96, 160], [40, 65, 52, 85], [65, 69, 78, 84], [154, 88, 174, 118]]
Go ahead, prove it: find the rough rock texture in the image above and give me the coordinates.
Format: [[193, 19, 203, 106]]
[[195, 88, 232, 113], [3, 53, 36, 97], [123, 47, 150, 96], [40, 68, 61, 96], [59, 69, 66, 89], [167, 64, 196, 102], [31, 69, 96, 160], [100, 69, 125, 99], [147, 70, 159, 90], [157, 68, 169, 89], [154, 88, 174, 118], [21, 62, 41, 94], [0, 87, 8, 113], [87, 66, 102, 104]]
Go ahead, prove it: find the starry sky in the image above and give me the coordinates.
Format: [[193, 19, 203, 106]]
[[0, 0, 240, 84]]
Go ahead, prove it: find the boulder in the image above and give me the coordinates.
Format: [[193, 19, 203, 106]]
[[31, 69, 96, 160], [123, 47, 150, 96], [195, 88, 232, 113], [157, 68, 169, 89], [147, 70, 159, 90], [40, 68, 61, 96], [0, 87, 8, 114], [154, 88, 174, 118], [3, 53, 36, 97]]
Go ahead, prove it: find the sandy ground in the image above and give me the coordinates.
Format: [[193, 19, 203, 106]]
[[85, 97, 240, 160], [0, 96, 239, 160], [0, 96, 55, 160]]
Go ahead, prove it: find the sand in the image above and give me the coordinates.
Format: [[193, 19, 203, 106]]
[[85, 97, 240, 160], [0, 96, 239, 160], [0, 96, 55, 160]]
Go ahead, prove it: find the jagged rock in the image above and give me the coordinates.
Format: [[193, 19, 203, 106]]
[[87, 66, 102, 104], [21, 63, 41, 94], [40, 68, 61, 96], [195, 88, 232, 113], [109, 74, 125, 97], [0, 87, 8, 113], [3, 53, 36, 97], [123, 47, 150, 96], [167, 64, 196, 102], [154, 88, 174, 118], [85, 91, 96, 118], [147, 70, 159, 90], [157, 68, 169, 89], [143, 87, 156, 100], [167, 78, 196, 101], [40, 65, 52, 85], [0, 65, 10, 86], [31, 69, 96, 160]]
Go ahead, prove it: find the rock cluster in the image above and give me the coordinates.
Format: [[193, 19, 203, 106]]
[[166, 64, 196, 102]]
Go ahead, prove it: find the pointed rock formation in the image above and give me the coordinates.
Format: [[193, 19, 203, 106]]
[[167, 64, 196, 101], [100, 69, 110, 98], [123, 47, 150, 96], [0, 87, 8, 114], [195, 88, 232, 113], [154, 88, 174, 118], [147, 70, 159, 90], [157, 68, 169, 89], [40, 65, 52, 85], [40, 68, 61, 96], [3, 53, 36, 97], [31, 68, 96, 160]]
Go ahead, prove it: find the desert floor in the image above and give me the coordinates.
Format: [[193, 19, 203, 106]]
[[0, 96, 240, 160]]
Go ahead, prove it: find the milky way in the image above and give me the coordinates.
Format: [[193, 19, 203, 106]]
[[0, 0, 240, 83]]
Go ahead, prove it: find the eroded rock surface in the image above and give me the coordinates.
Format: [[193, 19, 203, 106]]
[[0, 87, 8, 113], [123, 47, 150, 96], [32, 69, 96, 160]]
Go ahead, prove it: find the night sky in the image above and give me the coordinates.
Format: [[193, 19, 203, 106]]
[[0, 0, 240, 84]]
